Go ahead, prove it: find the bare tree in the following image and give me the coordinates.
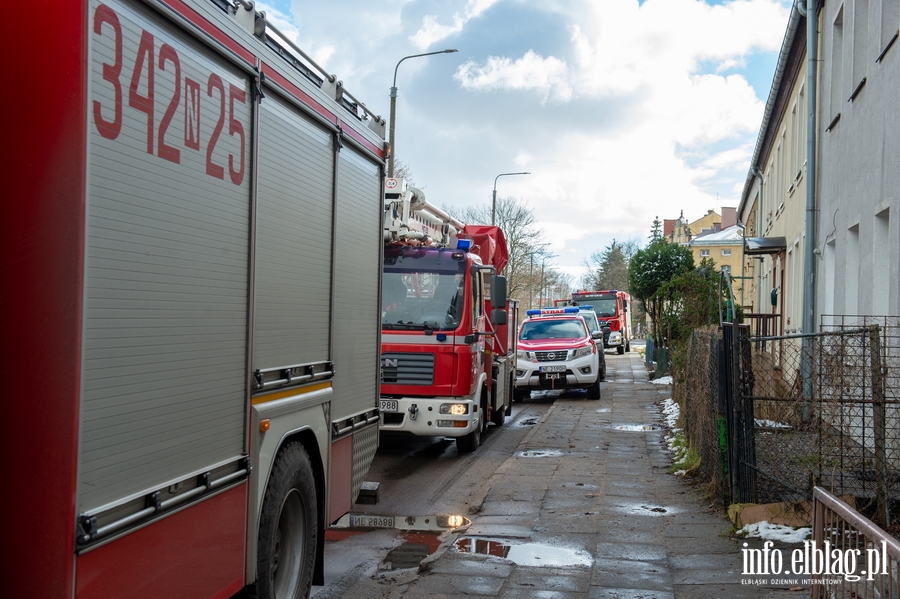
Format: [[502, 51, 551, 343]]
[[392, 159, 417, 187], [447, 196, 554, 308]]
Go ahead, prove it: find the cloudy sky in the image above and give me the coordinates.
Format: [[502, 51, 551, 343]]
[[258, 0, 791, 282]]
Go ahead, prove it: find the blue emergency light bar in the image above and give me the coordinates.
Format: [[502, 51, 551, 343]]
[[577, 305, 594, 310], [525, 307, 580, 316], [457, 239, 472, 251]]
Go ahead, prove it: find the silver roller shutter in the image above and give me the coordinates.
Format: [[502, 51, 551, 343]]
[[332, 146, 382, 418], [81, 0, 251, 512], [253, 92, 334, 369]]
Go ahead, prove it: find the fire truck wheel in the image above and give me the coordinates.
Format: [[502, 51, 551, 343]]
[[457, 425, 481, 452], [617, 345, 625, 355], [625, 341, 631, 352], [586, 377, 601, 400], [505, 374, 514, 416], [491, 400, 506, 426], [457, 395, 484, 453], [256, 443, 317, 599]]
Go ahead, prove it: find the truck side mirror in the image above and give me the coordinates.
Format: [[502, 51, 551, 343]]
[[491, 275, 507, 307], [491, 308, 507, 325]]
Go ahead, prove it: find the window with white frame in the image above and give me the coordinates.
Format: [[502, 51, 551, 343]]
[[700, 249, 710, 257], [721, 265, 731, 274], [722, 249, 732, 256]]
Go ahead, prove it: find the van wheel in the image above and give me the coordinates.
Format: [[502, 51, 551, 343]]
[[256, 443, 317, 599], [586, 377, 601, 400]]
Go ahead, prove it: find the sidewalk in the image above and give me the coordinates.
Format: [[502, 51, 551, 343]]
[[337, 352, 802, 598]]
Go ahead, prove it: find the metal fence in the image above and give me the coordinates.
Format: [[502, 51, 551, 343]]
[[682, 316, 900, 527], [810, 486, 900, 598], [682, 326, 724, 501], [737, 317, 900, 527]]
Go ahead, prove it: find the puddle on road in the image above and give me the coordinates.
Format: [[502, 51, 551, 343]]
[[611, 501, 680, 517], [330, 514, 472, 571], [454, 537, 592, 567], [516, 449, 566, 458], [595, 408, 611, 413], [515, 417, 541, 427], [612, 424, 659, 431], [331, 513, 470, 532]]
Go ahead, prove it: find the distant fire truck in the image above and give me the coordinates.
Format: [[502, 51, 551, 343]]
[[570, 290, 633, 354]]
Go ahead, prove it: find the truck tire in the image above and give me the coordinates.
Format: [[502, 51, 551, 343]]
[[586, 377, 601, 400], [256, 443, 317, 599], [458, 392, 484, 453], [505, 373, 514, 416], [625, 341, 631, 352], [456, 423, 481, 453], [491, 400, 506, 426], [617, 345, 625, 355]]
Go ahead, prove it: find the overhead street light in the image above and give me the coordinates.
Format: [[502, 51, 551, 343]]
[[492, 172, 530, 226], [388, 49, 458, 178]]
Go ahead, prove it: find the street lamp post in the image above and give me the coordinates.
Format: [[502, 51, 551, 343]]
[[492, 172, 530, 226], [388, 49, 458, 178]]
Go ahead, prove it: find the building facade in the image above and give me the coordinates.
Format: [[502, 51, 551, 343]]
[[817, 0, 900, 324], [739, 7, 809, 335]]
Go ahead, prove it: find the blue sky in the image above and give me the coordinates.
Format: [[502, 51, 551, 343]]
[[259, 0, 791, 283]]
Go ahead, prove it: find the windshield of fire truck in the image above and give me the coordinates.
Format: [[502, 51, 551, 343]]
[[382, 249, 467, 331], [589, 298, 618, 317]]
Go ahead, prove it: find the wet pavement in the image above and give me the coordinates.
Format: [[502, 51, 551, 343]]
[[316, 351, 801, 598]]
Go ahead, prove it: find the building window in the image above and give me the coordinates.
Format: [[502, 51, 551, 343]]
[[721, 265, 731, 274], [700, 249, 710, 257], [722, 249, 732, 256]]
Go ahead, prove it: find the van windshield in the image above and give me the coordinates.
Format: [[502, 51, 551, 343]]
[[519, 319, 587, 340]]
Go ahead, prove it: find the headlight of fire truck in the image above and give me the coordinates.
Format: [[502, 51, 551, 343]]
[[440, 403, 469, 415], [573, 345, 594, 358], [517, 350, 534, 361]]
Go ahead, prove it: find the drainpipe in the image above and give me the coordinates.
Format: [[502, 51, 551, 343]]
[[797, 0, 818, 410], [797, 0, 817, 336], [750, 167, 764, 314]]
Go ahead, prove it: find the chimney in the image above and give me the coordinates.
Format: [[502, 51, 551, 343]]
[[721, 206, 736, 229]]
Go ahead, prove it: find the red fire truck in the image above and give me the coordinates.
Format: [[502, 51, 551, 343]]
[[570, 290, 634, 354], [5, 1, 386, 597], [380, 178, 517, 452]]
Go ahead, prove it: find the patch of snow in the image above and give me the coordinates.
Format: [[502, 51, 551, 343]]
[[651, 376, 673, 385], [660, 398, 679, 429], [755, 419, 791, 429], [739, 521, 811, 544]]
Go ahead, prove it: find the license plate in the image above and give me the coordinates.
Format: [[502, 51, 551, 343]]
[[541, 365, 566, 372], [349, 515, 395, 528], [380, 399, 399, 412], [545, 373, 561, 379]]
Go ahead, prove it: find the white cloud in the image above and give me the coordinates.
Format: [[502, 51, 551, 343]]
[[409, 0, 501, 49], [455, 51, 573, 103]]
